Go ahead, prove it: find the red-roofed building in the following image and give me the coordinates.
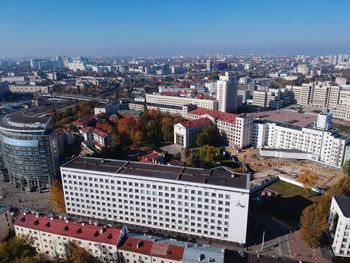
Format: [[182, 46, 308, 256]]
[[73, 115, 96, 128], [79, 127, 111, 151], [174, 118, 212, 148], [184, 108, 253, 148], [80, 126, 95, 141], [93, 128, 111, 147], [118, 237, 184, 263], [14, 213, 124, 262], [138, 151, 164, 164]]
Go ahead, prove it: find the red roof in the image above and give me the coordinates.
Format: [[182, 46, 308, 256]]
[[189, 108, 237, 124], [80, 126, 95, 134], [73, 115, 95, 127], [118, 237, 184, 261], [139, 151, 163, 163], [14, 213, 121, 245], [180, 118, 212, 129], [93, 128, 109, 138]]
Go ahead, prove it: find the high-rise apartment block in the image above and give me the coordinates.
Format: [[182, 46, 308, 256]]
[[216, 72, 238, 113]]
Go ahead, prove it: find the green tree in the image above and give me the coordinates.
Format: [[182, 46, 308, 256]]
[[0, 236, 44, 263], [300, 176, 350, 248], [196, 125, 222, 147]]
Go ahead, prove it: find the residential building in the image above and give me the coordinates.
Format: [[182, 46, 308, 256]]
[[216, 72, 238, 112], [14, 212, 123, 262], [9, 85, 50, 94], [138, 151, 164, 164], [73, 116, 96, 128], [146, 94, 218, 111], [14, 212, 225, 263], [94, 102, 121, 117], [254, 112, 350, 168], [61, 157, 250, 244], [287, 82, 350, 121], [0, 110, 60, 190], [1, 76, 27, 83], [184, 108, 253, 149], [329, 196, 350, 258], [0, 205, 12, 241], [173, 118, 212, 148], [118, 237, 184, 263]]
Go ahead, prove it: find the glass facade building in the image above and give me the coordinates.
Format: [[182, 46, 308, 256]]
[[0, 110, 59, 190]]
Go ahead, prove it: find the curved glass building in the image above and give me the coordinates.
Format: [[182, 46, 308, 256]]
[[0, 110, 59, 190]]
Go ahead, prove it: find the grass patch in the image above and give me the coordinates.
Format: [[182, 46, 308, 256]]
[[334, 124, 350, 135], [256, 180, 320, 222], [267, 180, 319, 200]]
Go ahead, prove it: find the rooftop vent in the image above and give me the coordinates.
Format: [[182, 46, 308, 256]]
[[136, 241, 144, 248]]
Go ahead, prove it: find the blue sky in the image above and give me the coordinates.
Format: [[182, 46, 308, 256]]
[[1, 0, 349, 57]]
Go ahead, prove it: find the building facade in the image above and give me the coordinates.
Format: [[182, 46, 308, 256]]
[[61, 157, 250, 244], [0, 205, 12, 241], [14, 212, 225, 263], [146, 94, 218, 111], [184, 108, 253, 149], [173, 118, 212, 148], [9, 85, 50, 94], [253, 112, 349, 168], [0, 110, 60, 190], [216, 72, 238, 112], [329, 196, 350, 258]]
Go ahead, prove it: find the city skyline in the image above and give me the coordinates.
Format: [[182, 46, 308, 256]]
[[1, 0, 350, 57]]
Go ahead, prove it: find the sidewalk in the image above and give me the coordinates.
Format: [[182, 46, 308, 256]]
[[289, 231, 333, 263]]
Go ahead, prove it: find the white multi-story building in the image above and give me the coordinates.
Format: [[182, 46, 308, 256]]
[[184, 108, 253, 149], [14, 212, 124, 262], [216, 72, 238, 112], [173, 118, 212, 148], [0, 205, 12, 241], [287, 82, 350, 121], [67, 57, 88, 72], [146, 94, 218, 111], [61, 157, 250, 244], [94, 102, 121, 117], [329, 196, 350, 258], [14, 212, 225, 263], [9, 85, 50, 94], [254, 112, 350, 168]]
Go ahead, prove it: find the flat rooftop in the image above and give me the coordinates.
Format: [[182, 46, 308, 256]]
[[251, 109, 317, 128], [0, 109, 51, 132], [334, 196, 350, 218], [62, 157, 249, 190]]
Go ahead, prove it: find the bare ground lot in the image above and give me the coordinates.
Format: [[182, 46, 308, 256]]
[[234, 147, 345, 188]]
